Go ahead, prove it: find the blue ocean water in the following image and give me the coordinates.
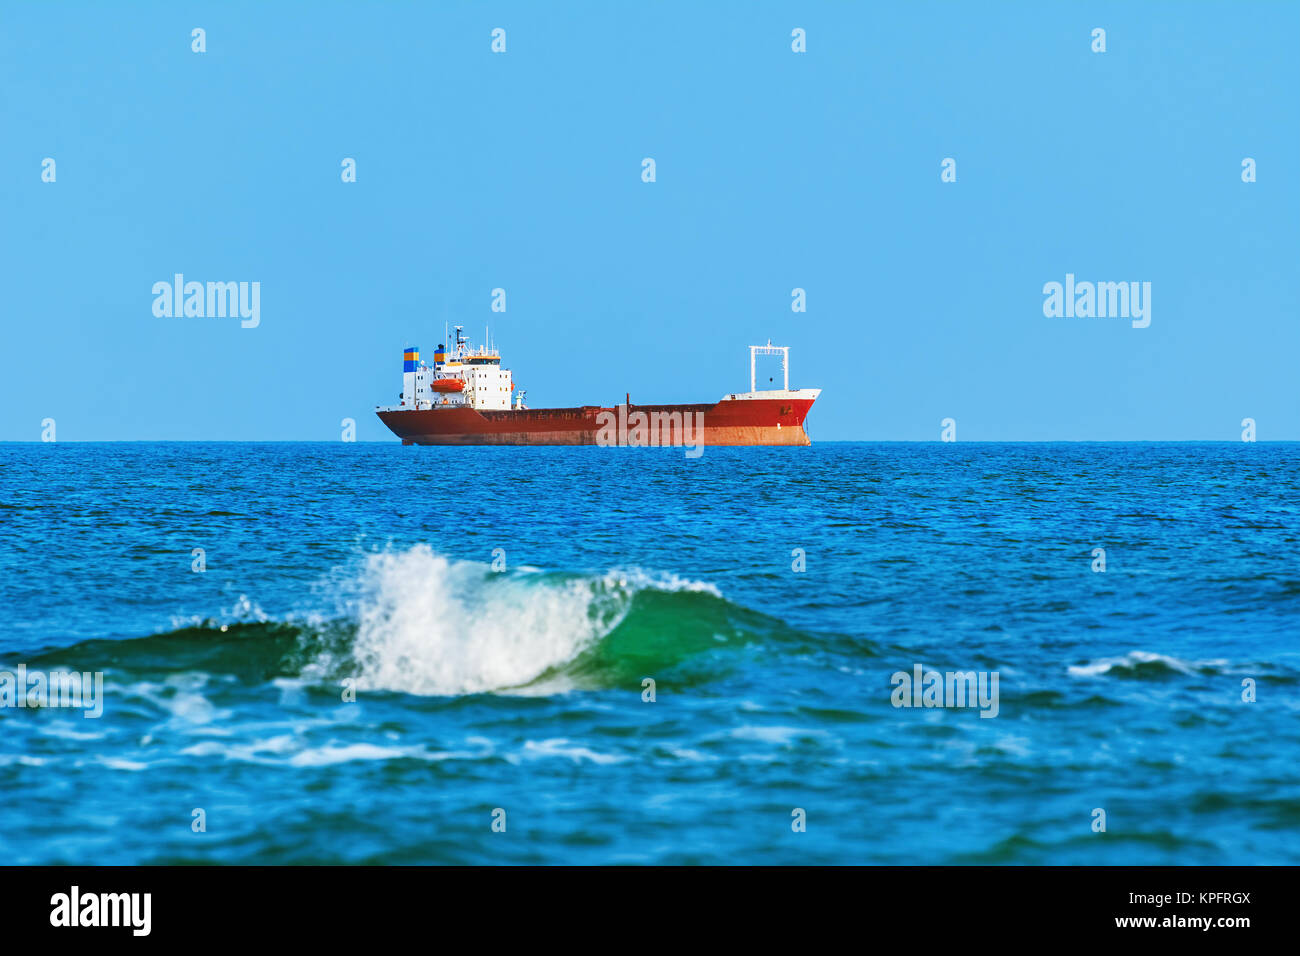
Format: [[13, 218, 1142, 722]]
[[0, 442, 1296, 864]]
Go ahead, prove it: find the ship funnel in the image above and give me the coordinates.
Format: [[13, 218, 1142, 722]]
[[401, 346, 420, 408]]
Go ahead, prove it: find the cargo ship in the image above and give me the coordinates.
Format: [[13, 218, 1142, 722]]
[[375, 327, 820, 447]]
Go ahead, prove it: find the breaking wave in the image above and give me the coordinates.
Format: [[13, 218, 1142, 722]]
[[26, 545, 815, 697], [1067, 650, 1226, 680]]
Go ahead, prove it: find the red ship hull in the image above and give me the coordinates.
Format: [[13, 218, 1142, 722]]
[[376, 396, 817, 446]]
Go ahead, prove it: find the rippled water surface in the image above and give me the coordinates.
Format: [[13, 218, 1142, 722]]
[[0, 442, 1297, 863]]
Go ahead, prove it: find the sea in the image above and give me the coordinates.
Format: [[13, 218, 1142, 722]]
[[0, 442, 1296, 864]]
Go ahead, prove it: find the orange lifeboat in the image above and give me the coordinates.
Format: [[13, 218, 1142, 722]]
[[430, 378, 465, 393]]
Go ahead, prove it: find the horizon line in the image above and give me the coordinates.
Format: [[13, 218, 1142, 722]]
[[2, 439, 1296, 446]]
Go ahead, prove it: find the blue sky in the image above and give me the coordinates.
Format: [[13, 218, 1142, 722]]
[[2, 1, 1296, 441]]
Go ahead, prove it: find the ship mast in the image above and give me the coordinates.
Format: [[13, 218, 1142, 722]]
[[750, 340, 789, 392]]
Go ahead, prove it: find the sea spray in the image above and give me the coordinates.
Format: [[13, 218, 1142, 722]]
[[346, 546, 636, 696]]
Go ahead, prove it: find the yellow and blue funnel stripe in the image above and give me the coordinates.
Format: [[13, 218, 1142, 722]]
[[403, 347, 419, 372]]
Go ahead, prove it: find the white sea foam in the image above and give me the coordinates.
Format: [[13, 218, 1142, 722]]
[[337, 545, 719, 697], [93, 756, 148, 771], [1067, 650, 1221, 678], [521, 738, 629, 765], [178, 735, 495, 767], [287, 743, 414, 767], [727, 725, 833, 747]]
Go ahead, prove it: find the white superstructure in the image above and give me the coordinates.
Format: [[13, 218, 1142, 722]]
[[383, 326, 521, 412]]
